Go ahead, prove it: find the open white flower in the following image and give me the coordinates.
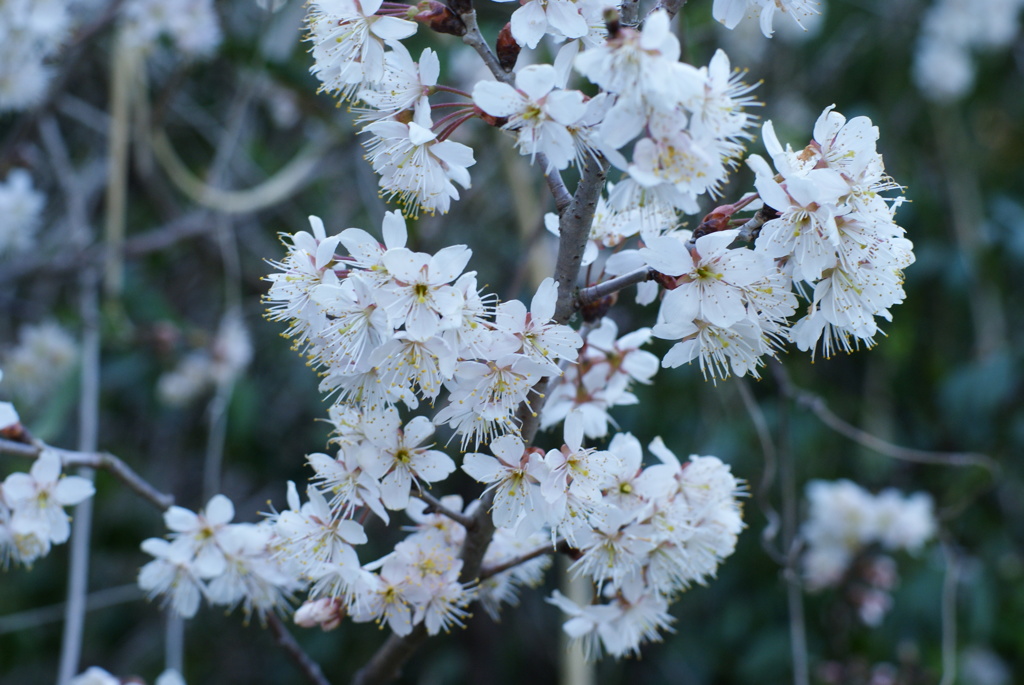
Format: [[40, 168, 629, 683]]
[[359, 407, 455, 509], [363, 98, 476, 216], [307, 0, 417, 101], [474, 65, 589, 172], [462, 434, 537, 528], [2, 451, 95, 545], [493, 0, 589, 48]]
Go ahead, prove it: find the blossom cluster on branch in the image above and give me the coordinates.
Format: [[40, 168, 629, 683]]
[[0, 0, 951, 680]]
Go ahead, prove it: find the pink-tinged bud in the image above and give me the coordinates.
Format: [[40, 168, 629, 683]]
[[294, 597, 346, 631], [497, 23, 520, 72], [415, 1, 466, 35]]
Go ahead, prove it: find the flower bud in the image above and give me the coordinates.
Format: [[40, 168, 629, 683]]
[[475, 106, 508, 128], [580, 292, 617, 323], [294, 597, 346, 631], [415, 1, 466, 36], [497, 23, 520, 72], [444, 0, 472, 17], [603, 8, 621, 38]]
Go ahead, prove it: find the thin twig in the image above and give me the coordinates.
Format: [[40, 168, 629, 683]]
[[412, 487, 476, 529], [736, 380, 784, 565], [57, 264, 101, 685], [267, 613, 333, 685], [776, 381, 810, 685], [480, 538, 567, 580], [575, 267, 653, 310], [0, 438, 175, 511], [773, 363, 997, 471], [459, 9, 571, 214]]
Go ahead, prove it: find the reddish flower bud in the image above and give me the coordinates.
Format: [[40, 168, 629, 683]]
[[603, 8, 621, 38], [444, 0, 472, 16], [415, 1, 466, 36], [0, 422, 28, 443], [651, 270, 679, 291], [497, 23, 520, 72], [475, 106, 508, 128], [580, 292, 617, 323]]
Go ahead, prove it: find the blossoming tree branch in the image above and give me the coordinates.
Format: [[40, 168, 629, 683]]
[[0, 0, 958, 683]]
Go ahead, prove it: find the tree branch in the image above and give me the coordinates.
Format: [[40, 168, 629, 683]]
[[459, 9, 572, 214], [575, 267, 653, 311], [267, 613, 333, 685], [652, 0, 686, 19], [553, 159, 610, 324], [480, 538, 567, 580], [0, 438, 176, 512], [412, 487, 476, 529], [772, 363, 997, 471]]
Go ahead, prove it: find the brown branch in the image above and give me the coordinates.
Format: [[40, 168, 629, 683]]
[[459, 9, 572, 214], [267, 613, 333, 685], [412, 487, 476, 529], [480, 538, 567, 580], [351, 626, 428, 685], [553, 159, 609, 324], [0, 438, 175, 511], [575, 267, 653, 311], [651, 0, 686, 20], [772, 365, 997, 471]]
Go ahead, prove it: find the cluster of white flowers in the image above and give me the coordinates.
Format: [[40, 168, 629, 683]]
[[257, 204, 747, 652], [0, 0, 72, 111], [574, 17, 758, 215], [801, 479, 936, 591], [541, 317, 659, 439], [713, 0, 821, 38], [0, 169, 46, 256], [120, 0, 222, 57], [514, 426, 744, 659], [559, 106, 909, 382], [1, 320, 78, 406], [1, 451, 95, 569], [748, 105, 913, 360], [265, 211, 580, 450], [305, 0, 478, 215], [157, 313, 253, 406], [912, 0, 1024, 102], [138, 494, 301, 619]]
